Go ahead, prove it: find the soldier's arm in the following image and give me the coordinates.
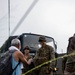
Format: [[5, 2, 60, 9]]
[[33, 49, 39, 66], [33, 49, 39, 59], [49, 46, 55, 70]]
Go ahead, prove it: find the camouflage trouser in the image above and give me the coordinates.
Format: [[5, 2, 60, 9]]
[[64, 71, 75, 75], [37, 66, 53, 75], [64, 62, 75, 75], [39, 71, 53, 75]]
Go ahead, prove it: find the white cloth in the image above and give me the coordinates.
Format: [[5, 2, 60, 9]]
[[21, 63, 24, 69], [9, 46, 20, 51]]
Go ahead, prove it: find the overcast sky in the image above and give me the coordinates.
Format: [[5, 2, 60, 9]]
[[0, 0, 75, 53]]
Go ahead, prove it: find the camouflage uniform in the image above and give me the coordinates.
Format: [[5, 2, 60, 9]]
[[22, 55, 35, 75], [64, 35, 75, 75], [64, 51, 75, 75], [33, 44, 55, 75]]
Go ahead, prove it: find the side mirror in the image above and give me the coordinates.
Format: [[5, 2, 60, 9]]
[[54, 41, 57, 50], [55, 44, 57, 50]]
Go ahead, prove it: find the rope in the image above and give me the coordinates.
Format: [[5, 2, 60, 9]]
[[23, 52, 75, 75]]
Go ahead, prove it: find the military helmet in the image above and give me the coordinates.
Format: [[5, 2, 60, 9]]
[[24, 46, 30, 50], [38, 36, 46, 42]]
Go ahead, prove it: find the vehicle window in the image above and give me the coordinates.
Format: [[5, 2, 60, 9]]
[[23, 34, 55, 52]]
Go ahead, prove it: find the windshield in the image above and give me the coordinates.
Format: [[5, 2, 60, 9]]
[[23, 34, 56, 52]]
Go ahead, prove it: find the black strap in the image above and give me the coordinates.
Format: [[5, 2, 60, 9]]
[[8, 50, 20, 75], [8, 62, 20, 75], [12, 62, 20, 72]]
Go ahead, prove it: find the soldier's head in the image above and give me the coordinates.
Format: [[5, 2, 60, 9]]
[[23, 46, 30, 54], [68, 36, 75, 50], [38, 36, 46, 45]]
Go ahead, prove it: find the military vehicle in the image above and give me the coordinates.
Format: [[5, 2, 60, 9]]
[[0, 33, 64, 75]]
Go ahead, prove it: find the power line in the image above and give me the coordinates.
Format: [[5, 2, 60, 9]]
[[11, 0, 39, 35]]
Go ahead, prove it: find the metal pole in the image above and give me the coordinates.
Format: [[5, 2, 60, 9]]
[[8, 0, 10, 37]]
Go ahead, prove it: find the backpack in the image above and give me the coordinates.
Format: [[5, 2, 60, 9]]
[[0, 50, 20, 75]]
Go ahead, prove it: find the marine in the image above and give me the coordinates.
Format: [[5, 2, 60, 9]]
[[33, 36, 55, 75], [64, 34, 75, 75]]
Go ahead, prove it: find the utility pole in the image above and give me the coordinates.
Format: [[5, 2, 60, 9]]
[[8, 0, 10, 37]]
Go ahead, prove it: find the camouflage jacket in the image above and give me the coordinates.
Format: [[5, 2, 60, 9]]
[[33, 44, 55, 70], [64, 50, 75, 72]]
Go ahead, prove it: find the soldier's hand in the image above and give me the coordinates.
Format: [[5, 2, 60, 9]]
[[28, 58, 33, 64]]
